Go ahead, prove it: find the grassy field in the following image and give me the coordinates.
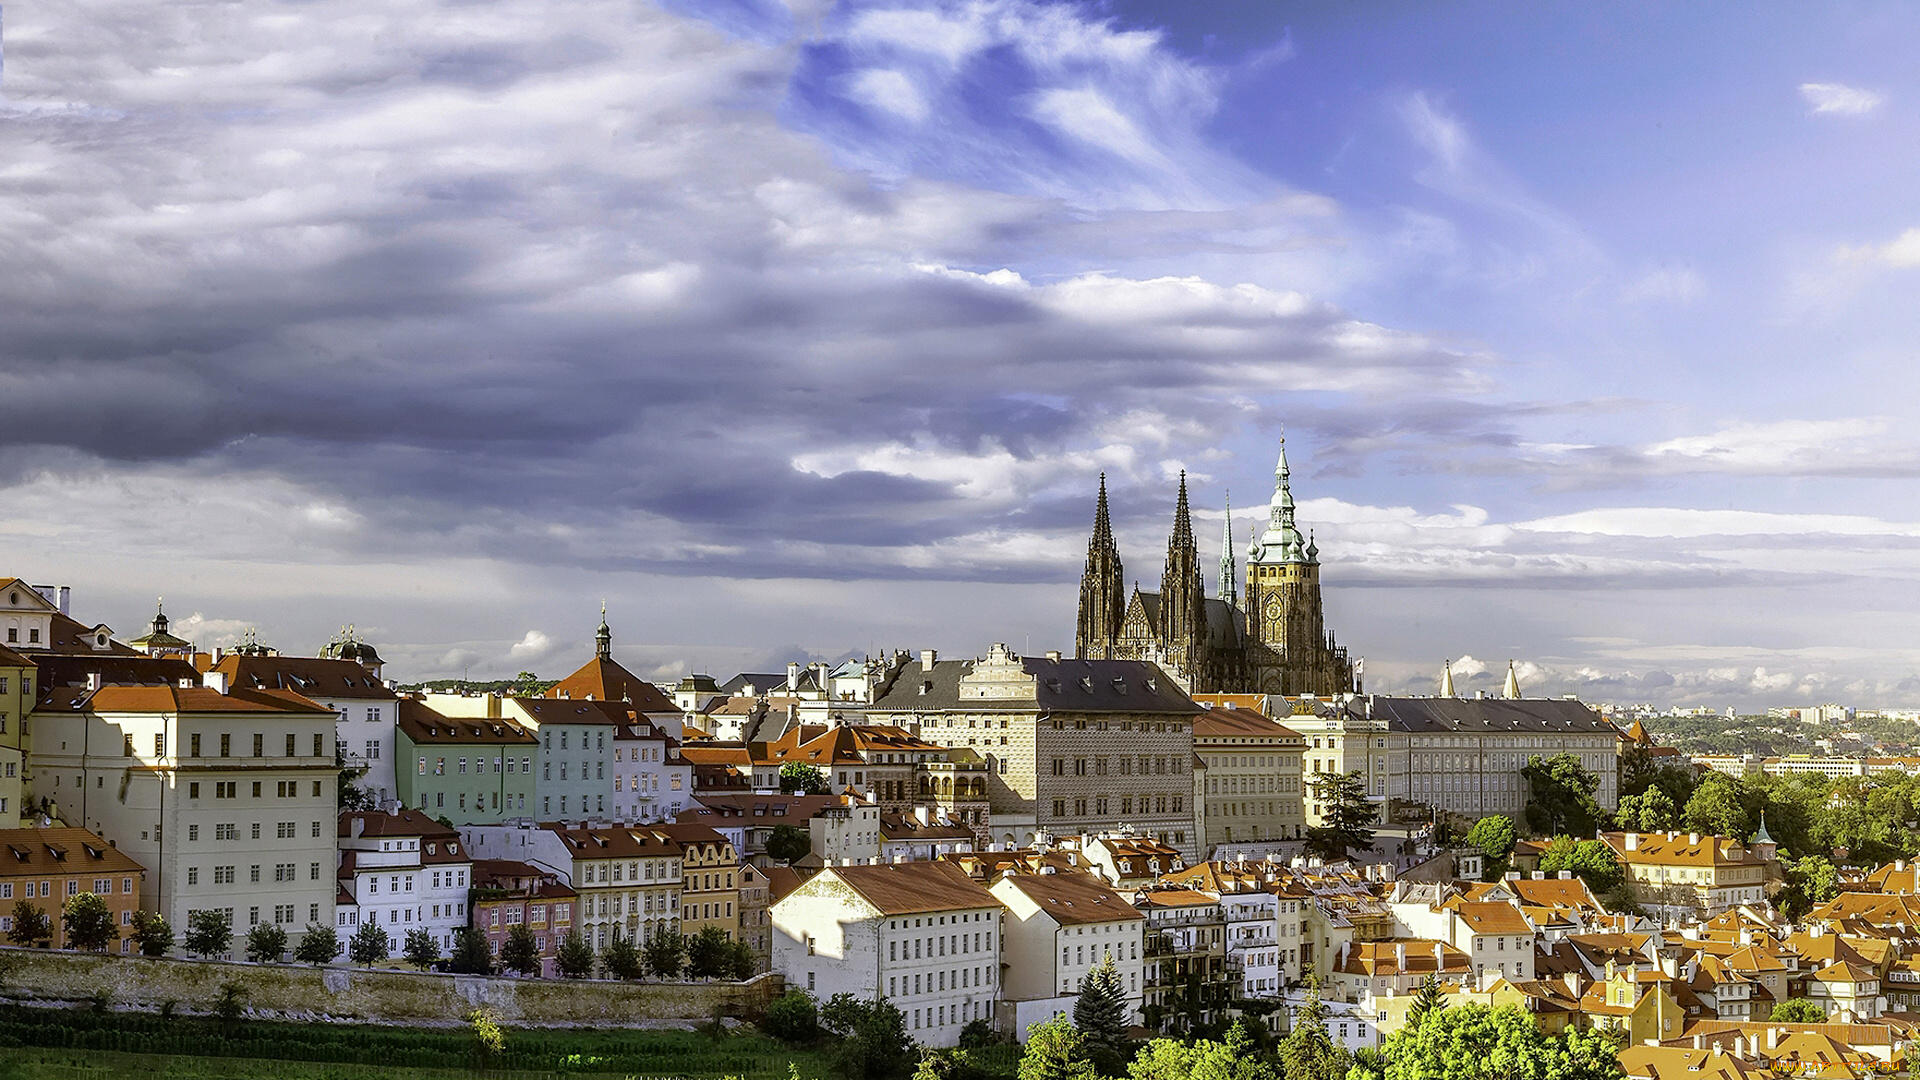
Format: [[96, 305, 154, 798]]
[[0, 1009, 845, 1080]]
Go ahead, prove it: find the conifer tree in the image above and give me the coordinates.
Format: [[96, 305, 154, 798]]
[[1071, 953, 1130, 1073], [1279, 981, 1350, 1080], [1406, 974, 1448, 1031]]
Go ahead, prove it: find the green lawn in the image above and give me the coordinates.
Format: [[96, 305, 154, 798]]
[[0, 1008, 843, 1080]]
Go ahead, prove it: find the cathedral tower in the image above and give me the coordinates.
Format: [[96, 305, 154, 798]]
[[1075, 473, 1126, 660], [1242, 435, 1354, 696], [1157, 471, 1209, 684]]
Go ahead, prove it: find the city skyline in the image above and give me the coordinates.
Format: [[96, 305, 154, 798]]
[[4, 2, 1919, 708]]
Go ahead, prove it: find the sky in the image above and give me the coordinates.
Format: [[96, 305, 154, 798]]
[[4, 0, 1920, 710]]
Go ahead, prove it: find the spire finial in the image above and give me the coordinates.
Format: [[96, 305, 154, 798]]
[[595, 603, 613, 660], [1440, 660, 1455, 697], [1219, 490, 1238, 609], [1504, 659, 1521, 699]]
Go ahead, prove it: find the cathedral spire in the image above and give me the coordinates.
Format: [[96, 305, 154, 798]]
[[1441, 660, 1455, 697], [1504, 659, 1521, 699], [1158, 470, 1210, 691], [1218, 490, 1237, 609], [1076, 473, 1126, 660]]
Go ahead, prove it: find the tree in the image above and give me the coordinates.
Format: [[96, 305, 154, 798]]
[[450, 926, 495, 975], [469, 1007, 506, 1067], [1771, 998, 1826, 1023], [780, 761, 829, 795], [686, 924, 733, 979], [1072, 954, 1130, 1074], [1278, 983, 1349, 1080], [1129, 1024, 1278, 1080], [184, 909, 232, 958], [767, 823, 813, 865], [726, 938, 757, 981], [294, 924, 341, 965], [246, 922, 289, 963], [1368, 1001, 1622, 1080], [6, 901, 50, 948], [765, 989, 821, 1043], [1463, 816, 1516, 880], [1304, 770, 1377, 861], [1538, 837, 1626, 896], [61, 892, 117, 952], [821, 994, 915, 1080], [1682, 773, 1757, 841], [1775, 855, 1839, 921], [1615, 787, 1677, 832], [349, 920, 392, 965], [403, 927, 442, 970], [1522, 754, 1605, 838], [1620, 742, 1699, 808], [1406, 974, 1448, 1032], [644, 926, 686, 980], [556, 928, 595, 978], [1019, 1016, 1096, 1080], [499, 924, 541, 976], [604, 933, 644, 980], [129, 910, 173, 957]]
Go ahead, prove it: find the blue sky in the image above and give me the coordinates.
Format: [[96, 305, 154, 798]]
[[3, 0, 1918, 708]]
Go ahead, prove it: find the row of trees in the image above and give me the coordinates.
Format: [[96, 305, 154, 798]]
[[7, 896, 754, 981]]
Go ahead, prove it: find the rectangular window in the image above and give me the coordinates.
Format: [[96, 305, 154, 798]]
[[191, 733, 202, 757], [285, 733, 296, 757], [316, 733, 326, 757], [253, 733, 264, 757], [189, 782, 201, 800], [187, 867, 199, 885], [221, 733, 232, 757], [155, 733, 166, 757], [252, 781, 262, 798], [419, 757, 428, 775]]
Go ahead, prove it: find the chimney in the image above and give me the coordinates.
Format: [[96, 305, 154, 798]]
[[58, 585, 70, 614], [1433, 942, 1444, 969], [86, 672, 103, 692], [1531, 870, 1545, 880], [1045, 651, 1061, 662], [920, 649, 938, 672], [1625, 833, 1639, 851], [1733, 1036, 1746, 1058], [1691, 1034, 1703, 1050], [1689, 832, 1701, 845], [1765, 1027, 1778, 1051], [204, 670, 228, 694], [1395, 943, 1406, 969], [1557, 870, 1573, 880], [787, 663, 801, 691]]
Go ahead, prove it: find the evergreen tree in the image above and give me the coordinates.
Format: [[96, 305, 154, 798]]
[[499, 924, 541, 975], [1523, 754, 1605, 838], [1071, 954, 1130, 1073], [1278, 983, 1349, 1080], [604, 933, 644, 979], [1406, 974, 1448, 1032], [644, 926, 686, 979], [245, 922, 289, 963], [6, 901, 50, 947], [1304, 770, 1377, 861], [183, 909, 232, 958], [403, 927, 441, 970], [450, 926, 495, 975], [726, 938, 757, 980], [686, 924, 733, 979], [557, 928, 595, 978], [128, 910, 173, 956], [349, 920, 392, 965], [294, 924, 342, 965], [61, 892, 118, 952], [1017, 1016, 1096, 1080]]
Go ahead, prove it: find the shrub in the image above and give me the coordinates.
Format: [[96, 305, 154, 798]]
[[130, 911, 174, 956], [764, 990, 820, 1043]]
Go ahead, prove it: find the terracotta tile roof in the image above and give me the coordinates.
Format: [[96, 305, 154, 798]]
[[1602, 831, 1770, 867], [1132, 887, 1219, 910], [545, 657, 677, 713], [1001, 871, 1145, 925], [1332, 939, 1471, 977], [512, 697, 639, 726], [808, 860, 998, 916], [550, 824, 690, 861], [1618, 1046, 1769, 1080], [0, 828, 145, 878], [1191, 706, 1306, 742], [880, 814, 976, 842], [0, 642, 34, 667], [396, 698, 539, 745], [1446, 899, 1534, 935], [764, 865, 811, 903], [339, 808, 460, 840], [85, 684, 333, 714], [214, 655, 394, 699]]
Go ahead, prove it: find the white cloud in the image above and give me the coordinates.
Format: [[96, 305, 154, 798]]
[[508, 630, 554, 660], [844, 68, 930, 123], [1622, 266, 1704, 304], [1800, 82, 1884, 115], [1838, 226, 1920, 269]]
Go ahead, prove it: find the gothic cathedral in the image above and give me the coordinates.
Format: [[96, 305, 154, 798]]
[[1074, 438, 1357, 696]]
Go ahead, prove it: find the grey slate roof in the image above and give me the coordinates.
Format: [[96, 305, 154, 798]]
[[1343, 696, 1617, 734], [870, 655, 1204, 716]]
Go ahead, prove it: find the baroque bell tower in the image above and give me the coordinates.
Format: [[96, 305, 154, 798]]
[[1242, 435, 1354, 696]]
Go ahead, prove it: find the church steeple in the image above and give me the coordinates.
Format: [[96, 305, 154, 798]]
[[595, 602, 612, 661], [1076, 474, 1126, 660], [1159, 471, 1209, 687], [1218, 491, 1238, 609]]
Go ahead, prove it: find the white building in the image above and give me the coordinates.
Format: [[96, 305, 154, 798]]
[[611, 716, 694, 822], [214, 652, 399, 803], [32, 681, 338, 949], [772, 860, 1002, 1047], [336, 808, 473, 956], [990, 870, 1146, 1039], [1391, 897, 1536, 984]]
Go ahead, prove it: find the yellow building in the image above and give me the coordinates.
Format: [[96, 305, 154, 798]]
[[1192, 705, 1306, 848], [1601, 831, 1779, 918], [660, 822, 742, 946], [0, 642, 30, 821], [1579, 965, 1684, 1045]]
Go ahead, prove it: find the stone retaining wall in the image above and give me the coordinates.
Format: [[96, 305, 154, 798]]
[[0, 947, 781, 1024]]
